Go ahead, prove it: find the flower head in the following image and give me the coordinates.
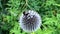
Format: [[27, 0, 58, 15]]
[[19, 10, 42, 32]]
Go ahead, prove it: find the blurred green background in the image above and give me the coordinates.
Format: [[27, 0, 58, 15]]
[[0, 0, 60, 34]]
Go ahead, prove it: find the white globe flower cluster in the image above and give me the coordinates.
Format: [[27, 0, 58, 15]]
[[19, 10, 42, 32]]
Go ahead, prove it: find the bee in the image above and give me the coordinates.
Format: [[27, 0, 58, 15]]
[[19, 10, 42, 32]]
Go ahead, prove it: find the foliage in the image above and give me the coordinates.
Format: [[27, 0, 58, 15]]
[[0, 0, 60, 34]]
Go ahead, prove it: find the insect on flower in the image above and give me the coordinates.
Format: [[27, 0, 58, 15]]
[[19, 10, 42, 32]]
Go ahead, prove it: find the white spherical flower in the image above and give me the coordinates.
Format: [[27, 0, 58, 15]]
[[19, 10, 42, 32]]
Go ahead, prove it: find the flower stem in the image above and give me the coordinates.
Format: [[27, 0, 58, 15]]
[[31, 32, 35, 34]]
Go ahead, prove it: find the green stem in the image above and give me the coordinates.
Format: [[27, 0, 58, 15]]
[[31, 32, 35, 34]]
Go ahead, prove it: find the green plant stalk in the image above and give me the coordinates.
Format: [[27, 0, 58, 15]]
[[31, 32, 35, 34]]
